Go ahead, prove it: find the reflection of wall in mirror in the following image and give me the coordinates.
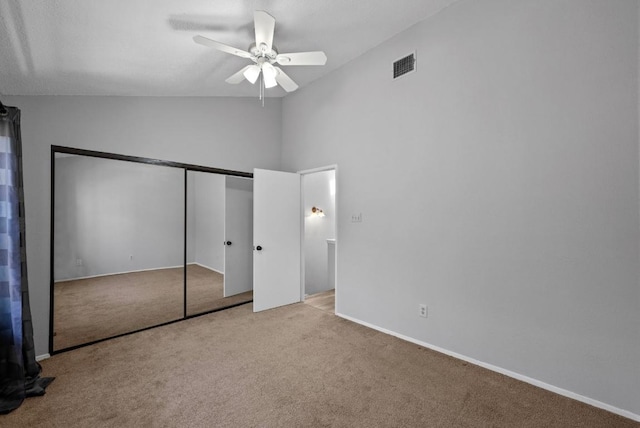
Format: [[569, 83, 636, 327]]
[[188, 172, 225, 273], [54, 156, 184, 281]]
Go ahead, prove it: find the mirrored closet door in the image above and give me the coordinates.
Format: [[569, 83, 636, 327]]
[[52, 153, 185, 351], [185, 172, 253, 316]]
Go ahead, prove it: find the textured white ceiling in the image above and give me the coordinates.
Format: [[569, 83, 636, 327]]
[[0, 0, 459, 97]]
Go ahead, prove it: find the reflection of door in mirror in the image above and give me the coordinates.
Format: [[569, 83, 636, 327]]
[[224, 176, 253, 297], [185, 172, 253, 316], [53, 154, 184, 351]]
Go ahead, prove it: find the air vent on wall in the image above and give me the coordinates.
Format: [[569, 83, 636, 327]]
[[393, 52, 416, 79]]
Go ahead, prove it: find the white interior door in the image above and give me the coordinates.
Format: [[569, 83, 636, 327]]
[[223, 176, 253, 297], [253, 168, 301, 312]]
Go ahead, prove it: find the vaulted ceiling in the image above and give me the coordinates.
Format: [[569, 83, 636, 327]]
[[0, 0, 459, 97]]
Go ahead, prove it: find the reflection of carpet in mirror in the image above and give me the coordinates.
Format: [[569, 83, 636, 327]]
[[185, 264, 252, 315], [53, 264, 252, 351]]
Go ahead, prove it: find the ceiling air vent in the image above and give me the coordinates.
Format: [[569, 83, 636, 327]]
[[393, 52, 416, 79]]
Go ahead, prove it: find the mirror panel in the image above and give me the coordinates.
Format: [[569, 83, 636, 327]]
[[223, 176, 254, 298], [185, 172, 253, 316], [53, 154, 184, 351]]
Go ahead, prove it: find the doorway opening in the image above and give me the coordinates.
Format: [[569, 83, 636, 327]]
[[299, 166, 337, 314]]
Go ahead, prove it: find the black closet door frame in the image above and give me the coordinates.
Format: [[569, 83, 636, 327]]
[[49, 145, 253, 354]]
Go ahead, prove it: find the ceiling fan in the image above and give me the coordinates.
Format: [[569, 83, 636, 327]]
[[193, 10, 327, 97]]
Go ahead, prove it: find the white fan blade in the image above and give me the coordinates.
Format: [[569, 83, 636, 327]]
[[276, 51, 327, 66], [243, 65, 261, 84], [274, 67, 299, 92], [226, 66, 253, 84], [193, 35, 252, 59], [254, 11, 275, 53], [262, 63, 278, 88]]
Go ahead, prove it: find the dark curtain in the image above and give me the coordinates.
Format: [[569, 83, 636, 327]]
[[0, 105, 53, 414]]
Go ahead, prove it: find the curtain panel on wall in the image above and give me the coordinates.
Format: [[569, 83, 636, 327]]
[[0, 105, 53, 414]]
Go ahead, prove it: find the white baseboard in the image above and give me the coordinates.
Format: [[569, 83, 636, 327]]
[[190, 262, 224, 275], [55, 265, 186, 282], [56, 263, 225, 283], [36, 353, 50, 362], [335, 312, 640, 423]]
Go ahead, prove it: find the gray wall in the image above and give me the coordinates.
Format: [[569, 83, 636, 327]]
[[191, 171, 225, 272], [54, 155, 184, 280], [304, 170, 336, 295], [282, 0, 640, 416], [5, 95, 282, 357]]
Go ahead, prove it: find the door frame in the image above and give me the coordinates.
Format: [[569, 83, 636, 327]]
[[297, 165, 338, 311]]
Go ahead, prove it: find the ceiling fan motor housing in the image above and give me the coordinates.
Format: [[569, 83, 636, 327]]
[[250, 43, 278, 62]]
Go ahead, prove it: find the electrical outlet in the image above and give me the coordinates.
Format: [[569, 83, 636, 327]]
[[419, 304, 428, 318], [75, 258, 83, 267], [351, 213, 362, 223]]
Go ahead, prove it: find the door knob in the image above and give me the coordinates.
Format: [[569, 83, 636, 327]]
[[226, 241, 232, 246], [256, 245, 263, 251]]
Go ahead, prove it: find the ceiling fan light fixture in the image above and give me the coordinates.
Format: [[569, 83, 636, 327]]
[[262, 63, 278, 88], [243, 65, 261, 84], [264, 75, 277, 88]]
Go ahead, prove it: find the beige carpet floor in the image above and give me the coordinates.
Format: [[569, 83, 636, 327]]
[[8, 302, 637, 427], [304, 289, 335, 314], [54, 264, 252, 351]]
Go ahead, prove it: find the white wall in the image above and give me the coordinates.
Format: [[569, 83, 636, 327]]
[[54, 155, 184, 280], [55, 158, 228, 280], [304, 170, 336, 295], [187, 172, 196, 264], [282, 0, 640, 417], [191, 171, 225, 272], [4, 95, 282, 356]]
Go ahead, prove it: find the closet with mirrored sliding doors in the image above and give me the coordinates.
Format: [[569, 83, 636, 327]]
[[50, 146, 253, 353]]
